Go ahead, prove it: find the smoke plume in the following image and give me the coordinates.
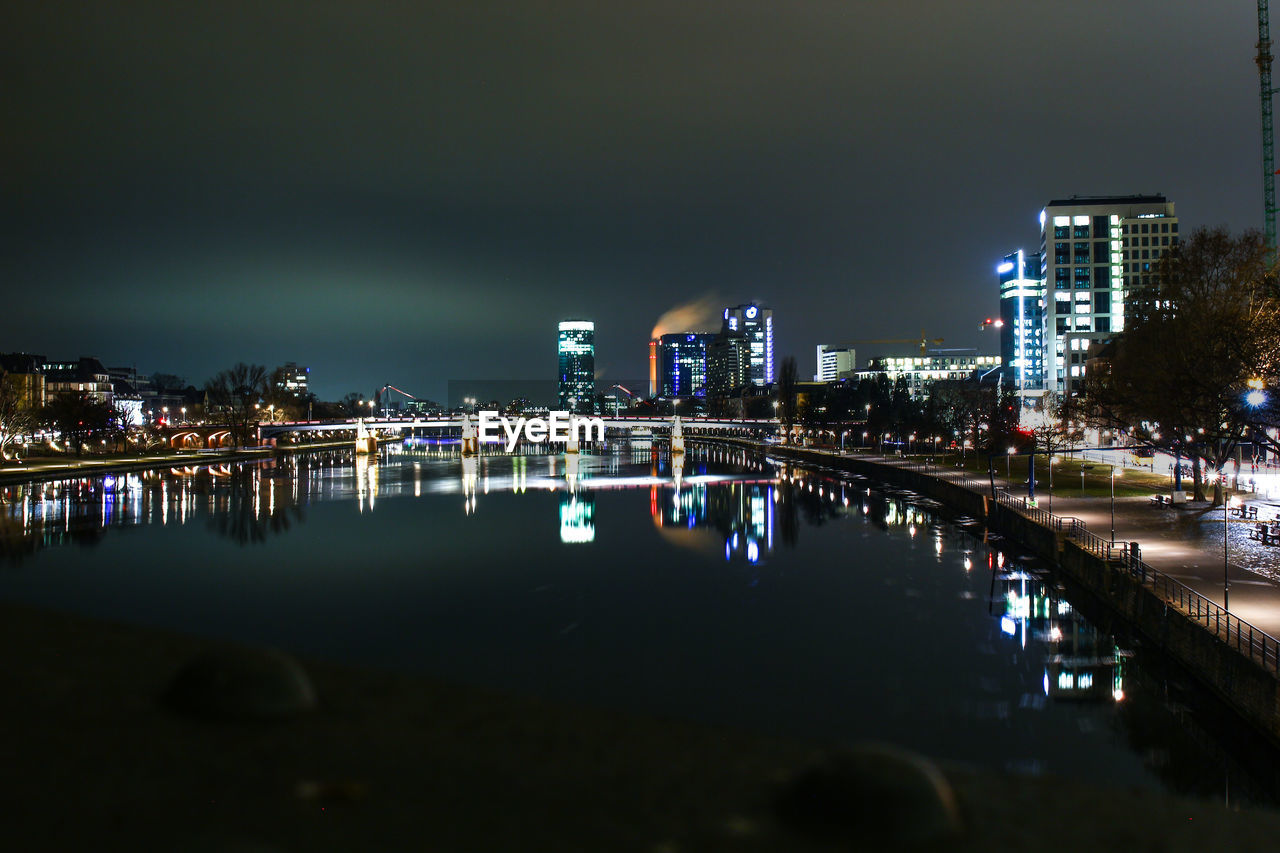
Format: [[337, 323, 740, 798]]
[[650, 295, 722, 340]]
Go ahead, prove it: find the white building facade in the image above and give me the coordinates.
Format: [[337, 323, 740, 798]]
[[1039, 195, 1177, 392]]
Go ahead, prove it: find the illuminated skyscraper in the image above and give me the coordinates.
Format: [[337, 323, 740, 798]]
[[659, 333, 716, 397], [997, 250, 1045, 396], [557, 320, 595, 413], [721, 303, 773, 386]]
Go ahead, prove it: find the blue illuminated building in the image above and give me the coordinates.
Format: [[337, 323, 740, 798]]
[[659, 333, 716, 397], [997, 249, 1045, 396]]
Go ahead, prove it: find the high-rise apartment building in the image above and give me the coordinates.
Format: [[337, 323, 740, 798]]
[[814, 345, 857, 382], [997, 249, 1045, 396], [557, 320, 595, 413], [722, 304, 773, 386], [659, 333, 716, 397], [1039, 195, 1177, 392]]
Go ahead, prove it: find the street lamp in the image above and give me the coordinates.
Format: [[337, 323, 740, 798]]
[[1006, 446, 1015, 479], [1110, 464, 1122, 545], [1225, 494, 1242, 611], [1048, 456, 1056, 514], [180, 406, 186, 424]]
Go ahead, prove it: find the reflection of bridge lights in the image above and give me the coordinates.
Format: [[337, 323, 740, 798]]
[[962, 555, 971, 570], [746, 541, 759, 563], [1113, 688, 1125, 702], [1049, 625, 1063, 642], [1000, 616, 1017, 636]]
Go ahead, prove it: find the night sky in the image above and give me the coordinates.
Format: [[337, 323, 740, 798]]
[[2, 1, 1263, 400]]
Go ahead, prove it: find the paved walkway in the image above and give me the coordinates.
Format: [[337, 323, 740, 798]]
[[802, 448, 1280, 639]]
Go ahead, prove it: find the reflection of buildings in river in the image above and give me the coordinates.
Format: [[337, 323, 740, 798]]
[[649, 478, 775, 564], [995, 572, 1126, 703], [0, 455, 343, 561], [559, 491, 595, 544]]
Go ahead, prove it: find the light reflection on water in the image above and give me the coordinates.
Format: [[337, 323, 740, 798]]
[[1, 442, 1279, 807]]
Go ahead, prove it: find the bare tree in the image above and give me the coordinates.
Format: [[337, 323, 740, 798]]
[[777, 356, 798, 442], [204, 363, 269, 446], [1083, 227, 1280, 503], [0, 372, 36, 461]]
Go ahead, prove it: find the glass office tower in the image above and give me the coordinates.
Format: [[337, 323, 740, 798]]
[[557, 320, 596, 413]]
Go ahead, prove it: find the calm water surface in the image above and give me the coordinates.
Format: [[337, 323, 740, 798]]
[[3, 443, 1279, 807]]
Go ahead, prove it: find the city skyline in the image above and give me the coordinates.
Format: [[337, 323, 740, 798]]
[[3, 2, 1265, 401]]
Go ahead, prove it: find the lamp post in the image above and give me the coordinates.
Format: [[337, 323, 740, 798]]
[[1006, 446, 1014, 480], [1110, 464, 1121, 545], [1225, 494, 1241, 611], [1048, 456, 1055, 514]]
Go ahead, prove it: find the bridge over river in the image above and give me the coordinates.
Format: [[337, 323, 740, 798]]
[[255, 414, 779, 440]]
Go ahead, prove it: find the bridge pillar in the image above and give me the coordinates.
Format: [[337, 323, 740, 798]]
[[354, 418, 378, 455], [460, 415, 479, 457], [670, 415, 685, 455]]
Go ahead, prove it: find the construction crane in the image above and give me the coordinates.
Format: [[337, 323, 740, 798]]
[[841, 329, 944, 358], [1259, 0, 1276, 252], [374, 384, 421, 415]]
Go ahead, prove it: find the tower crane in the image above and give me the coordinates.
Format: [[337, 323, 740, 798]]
[[840, 329, 944, 358], [1259, 0, 1276, 252]]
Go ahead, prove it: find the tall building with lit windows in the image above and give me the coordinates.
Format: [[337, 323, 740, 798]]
[[997, 250, 1045, 396], [557, 320, 595, 413], [1039, 195, 1177, 393], [722, 303, 773, 386], [659, 333, 716, 397]]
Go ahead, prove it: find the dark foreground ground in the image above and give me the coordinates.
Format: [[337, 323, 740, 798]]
[[6, 602, 1280, 852]]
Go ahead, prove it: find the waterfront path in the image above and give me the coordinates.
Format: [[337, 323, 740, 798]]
[[794, 447, 1280, 640]]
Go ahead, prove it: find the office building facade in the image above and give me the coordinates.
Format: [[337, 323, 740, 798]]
[[722, 304, 773, 386], [1039, 195, 1177, 391], [659, 333, 716, 397], [997, 249, 1045, 395], [814, 345, 857, 382], [854, 354, 1002, 400], [557, 320, 596, 413], [707, 333, 749, 396]]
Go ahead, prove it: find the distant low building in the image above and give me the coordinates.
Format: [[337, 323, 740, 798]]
[[854, 354, 1002, 400], [0, 353, 47, 410], [276, 363, 310, 396], [43, 357, 113, 405]]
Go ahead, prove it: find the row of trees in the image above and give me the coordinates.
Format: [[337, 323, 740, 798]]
[[1080, 227, 1280, 503]]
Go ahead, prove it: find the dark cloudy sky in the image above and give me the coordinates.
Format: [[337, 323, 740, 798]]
[[1, 1, 1262, 400]]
